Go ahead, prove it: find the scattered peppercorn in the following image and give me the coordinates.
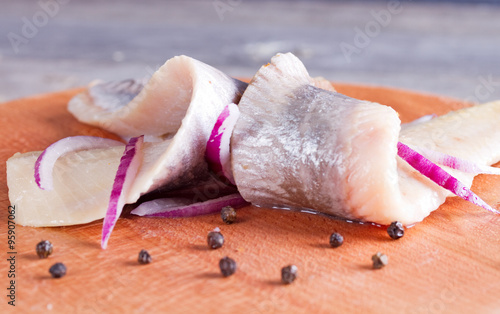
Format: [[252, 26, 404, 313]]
[[219, 256, 237, 277], [138, 249, 152, 264], [36, 240, 53, 259], [329, 232, 344, 248], [221, 206, 237, 224], [207, 228, 224, 249], [49, 262, 67, 278], [387, 221, 405, 239], [372, 252, 388, 269], [281, 265, 298, 284]]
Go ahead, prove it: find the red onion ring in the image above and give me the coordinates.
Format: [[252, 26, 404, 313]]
[[34, 136, 123, 190]]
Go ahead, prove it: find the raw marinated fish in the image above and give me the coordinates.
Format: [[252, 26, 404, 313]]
[[7, 147, 124, 226], [7, 52, 500, 228], [68, 55, 247, 139], [7, 56, 247, 227], [231, 53, 500, 225], [396, 101, 500, 221], [311, 77, 336, 92], [400, 105, 500, 168], [72, 56, 248, 197]]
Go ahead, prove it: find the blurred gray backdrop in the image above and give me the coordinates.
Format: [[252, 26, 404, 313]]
[[1, 0, 500, 103]]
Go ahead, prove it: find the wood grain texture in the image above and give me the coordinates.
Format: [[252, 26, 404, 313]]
[[1, 85, 499, 313]]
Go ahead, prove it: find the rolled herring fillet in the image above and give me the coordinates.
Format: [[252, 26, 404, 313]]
[[231, 53, 500, 225], [7, 56, 247, 227]]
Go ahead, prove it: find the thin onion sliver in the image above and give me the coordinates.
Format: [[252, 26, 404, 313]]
[[101, 135, 144, 249], [413, 146, 500, 175], [131, 193, 248, 218], [205, 103, 240, 184], [397, 142, 499, 214]]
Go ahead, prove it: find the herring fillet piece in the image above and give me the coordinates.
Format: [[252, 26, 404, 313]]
[[400, 101, 500, 168], [8, 56, 248, 227], [231, 53, 402, 224], [68, 55, 248, 201], [7, 141, 173, 227], [7, 147, 124, 227], [397, 100, 500, 222], [68, 55, 247, 139], [231, 53, 500, 225]]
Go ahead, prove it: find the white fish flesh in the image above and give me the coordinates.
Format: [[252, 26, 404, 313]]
[[397, 101, 500, 222], [68, 55, 247, 139], [7, 147, 124, 226], [231, 53, 500, 225], [7, 56, 247, 227]]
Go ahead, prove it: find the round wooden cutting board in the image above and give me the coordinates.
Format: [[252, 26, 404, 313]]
[[1, 84, 499, 313]]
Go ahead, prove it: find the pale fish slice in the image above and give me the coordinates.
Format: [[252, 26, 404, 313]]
[[7, 147, 124, 227], [68, 55, 247, 139], [70, 55, 248, 199], [7, 136, 218, 227], [400, 100, 500, 167], [380, 101, 500, 224], [396, 100, 500, 222], [231, 53, 405, 224], [311, 76, 336, 92]]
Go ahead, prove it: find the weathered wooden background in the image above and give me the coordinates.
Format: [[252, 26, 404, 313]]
[[1, 0, 500, 103]]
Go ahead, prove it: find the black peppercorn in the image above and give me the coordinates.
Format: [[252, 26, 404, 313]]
[[281, 265, 298, 284], [36, 240, 53, 259], [207, 228, 224, 249], [329, 232, 344, 248], [138, 249, 152, 264], [49, 263, 67, 278], [219, 256, 237, 277], [372, 252, 388, 269], [221, 206, 237, 224], [387, 221, 405, 239]]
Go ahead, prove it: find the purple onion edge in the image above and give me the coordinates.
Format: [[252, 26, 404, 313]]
[[135, 194, 249, 218]]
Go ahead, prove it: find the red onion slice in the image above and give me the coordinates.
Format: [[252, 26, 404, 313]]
[[413, 146, 500, 175], [34, 136, 124, 190], [397, 142, 499, 214], [205, 103, 240, 184], [131, 193, 248, 218], [101, 135, 144, 249]]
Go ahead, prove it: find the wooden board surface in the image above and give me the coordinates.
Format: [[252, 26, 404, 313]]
[[1, 84, 499, 313]]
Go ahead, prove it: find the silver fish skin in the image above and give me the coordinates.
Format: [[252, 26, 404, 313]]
[[231, 53, 402, 224]]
